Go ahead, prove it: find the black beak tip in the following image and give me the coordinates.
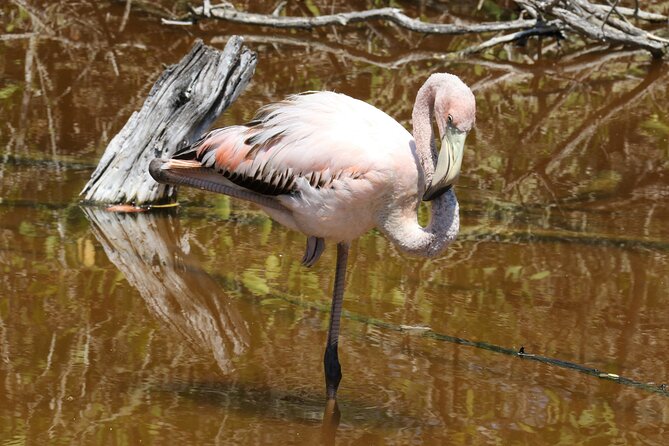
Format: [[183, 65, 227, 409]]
[[422, 184, 452, 201]]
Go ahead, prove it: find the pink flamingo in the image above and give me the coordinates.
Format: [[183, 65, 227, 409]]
[[149, 73, 476, 399]]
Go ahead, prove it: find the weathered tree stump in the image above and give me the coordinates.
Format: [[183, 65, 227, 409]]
[[80, 37, 257, 206]]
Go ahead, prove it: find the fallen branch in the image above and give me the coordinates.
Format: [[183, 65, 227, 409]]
[[459, 22, 563, 55], [590, 3, 668, 23], [80, 37, 256, 205], [188, 4, 537, 35], [574, 0, 669, 44], [516, 0, 668, 58], [181, 2, 668, 60]]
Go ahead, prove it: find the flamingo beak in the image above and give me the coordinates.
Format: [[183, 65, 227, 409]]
[[423, 127, 467, 201]]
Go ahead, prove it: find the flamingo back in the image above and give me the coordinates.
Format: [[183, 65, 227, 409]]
[[172, 91, 420, 241]]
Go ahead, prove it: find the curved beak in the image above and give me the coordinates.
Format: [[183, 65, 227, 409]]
[[423, 127, 467, 201]]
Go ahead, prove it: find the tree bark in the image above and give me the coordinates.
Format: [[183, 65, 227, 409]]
[[80, 37, 257, 206]]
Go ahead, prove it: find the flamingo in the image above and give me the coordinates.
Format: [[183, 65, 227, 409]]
[[149, 73, 476, 399]]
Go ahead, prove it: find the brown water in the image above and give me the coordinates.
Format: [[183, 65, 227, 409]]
[[1, 1, 669, 444]]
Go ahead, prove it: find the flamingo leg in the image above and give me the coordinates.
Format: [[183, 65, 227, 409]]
[[324, 242, 349, 399], [149, 159, 286, 211]]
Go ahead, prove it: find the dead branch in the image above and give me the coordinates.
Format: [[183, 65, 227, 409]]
[[590, 3, 668, 23], [180, 2, 668, 60], [187, 4, 537, 35], [458, 22, 563, 55], [516, 0, 668, 58], [573, 0, 669, 44]]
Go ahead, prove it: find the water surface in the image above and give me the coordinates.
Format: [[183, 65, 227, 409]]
[[1, 1, 668, 444]]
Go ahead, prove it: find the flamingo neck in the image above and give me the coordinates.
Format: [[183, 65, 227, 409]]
[[411, 81, 437, 188], [377, 78, 460, 258], [424, 188, 460, 256], [379, 188, 459, 258]]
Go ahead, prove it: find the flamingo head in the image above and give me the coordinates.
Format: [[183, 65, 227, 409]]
[[423, 74, 476, 201]]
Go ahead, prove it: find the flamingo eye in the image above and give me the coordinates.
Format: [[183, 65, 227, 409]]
[[447, 114, 453, 124]]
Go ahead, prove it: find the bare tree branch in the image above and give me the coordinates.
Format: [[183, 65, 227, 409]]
[[458, 22, 563, 55], [179, 2, 668, 60], [591, 2, 667, 22], [574, 0, 669, 43], [516, 0, 668, 58], [188, 4, 537, 35]]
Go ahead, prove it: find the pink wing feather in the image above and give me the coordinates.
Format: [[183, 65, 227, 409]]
[[166, 91, 419, 241], [176, 91, 412, 197]]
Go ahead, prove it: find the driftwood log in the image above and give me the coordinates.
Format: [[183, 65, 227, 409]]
[[80, 37, 257, 206]]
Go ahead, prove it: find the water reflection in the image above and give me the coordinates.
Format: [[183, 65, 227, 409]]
[[83, 206, 344, 440], [321, 399, 341, 446], [83, 207, 250, 374]]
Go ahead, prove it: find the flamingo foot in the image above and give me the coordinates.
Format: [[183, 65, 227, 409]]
[[301, 236, 325, 267], [324, 342, 342, 399]]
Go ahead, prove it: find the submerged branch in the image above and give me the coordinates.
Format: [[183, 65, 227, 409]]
[[241, 276, 669, 398], [84, 205, 669, 399]]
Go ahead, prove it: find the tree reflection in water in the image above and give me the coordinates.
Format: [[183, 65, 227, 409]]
[[84, 207, 341, 440], [84, 208, 249, 374]]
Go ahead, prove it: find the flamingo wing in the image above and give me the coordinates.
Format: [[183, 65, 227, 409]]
[[151, 91, 419, 244], [172, 91, 411, 199]]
